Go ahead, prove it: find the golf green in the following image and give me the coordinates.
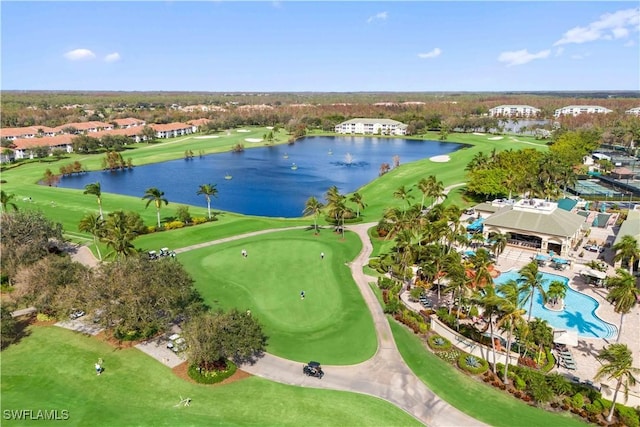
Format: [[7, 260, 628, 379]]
[[178, 229, 377, 364]]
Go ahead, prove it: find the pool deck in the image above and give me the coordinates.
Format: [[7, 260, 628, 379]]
[[493, 224, 640, 407]]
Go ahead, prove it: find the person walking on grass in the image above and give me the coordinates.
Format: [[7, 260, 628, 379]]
[[321, 252, 324, 260], [301, 291, 305, 300]]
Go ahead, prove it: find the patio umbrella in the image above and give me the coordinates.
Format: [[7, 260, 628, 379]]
[[553, 330, 578, 347]]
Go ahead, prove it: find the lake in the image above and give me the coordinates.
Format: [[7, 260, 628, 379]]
[[58, 136, 465, 217]]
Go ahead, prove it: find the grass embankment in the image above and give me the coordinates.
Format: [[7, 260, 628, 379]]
[[179, 228, 377, 364], [0, 326, 420, 427], [390, 321, 586, 427]]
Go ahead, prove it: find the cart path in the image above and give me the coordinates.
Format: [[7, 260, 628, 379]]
[[172, 220, 483, 426]]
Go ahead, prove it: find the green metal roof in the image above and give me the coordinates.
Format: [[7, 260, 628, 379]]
[[613, 210, 640, 247], [483, 206, 587, 237]]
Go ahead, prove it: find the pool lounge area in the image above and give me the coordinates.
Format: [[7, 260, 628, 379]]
[[493, 270, 617, 340]]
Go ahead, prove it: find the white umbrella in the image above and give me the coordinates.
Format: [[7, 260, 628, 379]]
[[553, 330, 578, 347], [580, 268, 607, 280]]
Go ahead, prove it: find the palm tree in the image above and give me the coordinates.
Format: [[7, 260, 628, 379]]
[[594, 343, 639, 422], [0, 190, 18, 212], [303, 196, 324, 234], [477, 283, 501, 374], [78, 212, 105, 261], [426, 177, 445, 208], [142, 187, 169, 228], [83, 182, 103, 219], [393, 185, 414, 207], [417, 177, 431, 211], [496, 279, 526, 384], [605, 268, 640, 343], [518, 261, 548, 322], [349, 192, 366, 218], [101, 211, 138, 260], [612, 235, 639, 275], [469, 248, 495, 289], [490, 232, 509, 260], [546, 280, 567, 308], [196, 183, 218, 220]]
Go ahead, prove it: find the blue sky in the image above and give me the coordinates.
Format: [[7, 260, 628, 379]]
[[2, 1, 639, 91]]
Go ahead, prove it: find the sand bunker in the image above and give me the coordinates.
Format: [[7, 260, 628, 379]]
[[430, 155, 451, 163], [472, 132, 486, 136], [237, 129, 251, 133], [245, 138, 263, 143], [488, 136, 504, 140], [194, 135, 220, 139], [266, 126, 274, 130]]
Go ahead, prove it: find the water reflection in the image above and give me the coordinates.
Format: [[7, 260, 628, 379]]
[[58, 136, 464, 217]]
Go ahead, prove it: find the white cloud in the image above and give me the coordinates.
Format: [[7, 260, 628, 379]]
[[497, 49, 550, 66], [367, 11, 387, 24], [104, 52, 121, 63], [63, 48, 96, 61], [554, 7, 640, 46], [554, 47, 564, 57], [417, 48, 442, 59], [571, 52, 591, 60]]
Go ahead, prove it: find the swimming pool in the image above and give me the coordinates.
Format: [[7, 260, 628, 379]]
[[494, 270, 617, 339]]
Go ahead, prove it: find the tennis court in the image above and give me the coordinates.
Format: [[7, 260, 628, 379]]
[[572, 180, 623, 197]]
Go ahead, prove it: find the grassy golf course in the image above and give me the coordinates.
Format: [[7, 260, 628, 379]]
[[0, 327, 420, 427], [1, 128, 557, 425]]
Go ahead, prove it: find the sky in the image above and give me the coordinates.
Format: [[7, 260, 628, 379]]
[[1, 1, 639, 92]]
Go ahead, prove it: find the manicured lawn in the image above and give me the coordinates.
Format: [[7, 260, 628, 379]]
[[0, 326, 420, 427], [390, 321, 587, 427], [178, 228, 377, 364]]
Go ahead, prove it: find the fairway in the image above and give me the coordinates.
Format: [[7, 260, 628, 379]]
[[178, 229, 378, 364], [0, 327, 420, 427]]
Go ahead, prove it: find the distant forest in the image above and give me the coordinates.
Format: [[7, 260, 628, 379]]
[[1, 91, 639, 133]]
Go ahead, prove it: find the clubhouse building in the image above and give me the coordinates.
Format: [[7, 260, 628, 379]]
[[334, 118, 408, 136], [476, 198, 588, 257]]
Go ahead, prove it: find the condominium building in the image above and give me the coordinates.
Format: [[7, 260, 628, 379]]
[[334, 118, 408, 135], [489, 105, 540, 117], [554, 105, 612, 117]]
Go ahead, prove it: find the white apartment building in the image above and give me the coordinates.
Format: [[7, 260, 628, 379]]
[[554, 105, 613, 117], [489, 105, 540, 117], [625, 107, 640, 116], [334, 118, 408, 135]]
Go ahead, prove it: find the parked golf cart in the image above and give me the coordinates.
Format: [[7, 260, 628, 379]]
[[303, 361, 324, 379]]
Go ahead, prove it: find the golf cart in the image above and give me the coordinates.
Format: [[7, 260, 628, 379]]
[[303, 361, 324, 379]]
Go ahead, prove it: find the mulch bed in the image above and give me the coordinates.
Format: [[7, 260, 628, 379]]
[[172, 362, 252, 385]]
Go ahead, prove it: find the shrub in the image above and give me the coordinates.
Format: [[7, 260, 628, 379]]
[[436, 349, 460, 364], [164, 220, 185, 230], [428, 334, 451, 350], [616, 405, 640, 427], [188, 360, 237, 384], [458, 353, 489, 375], [147, 225, 157, 233], [514, 375, 527, 390], [192, 216, 208, 224], [36, 313, 55, 322], [571, 393, 584, 410], [542, 348, 556, 373]]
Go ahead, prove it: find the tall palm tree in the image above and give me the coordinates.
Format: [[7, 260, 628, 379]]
[[496, 279, 526, 384], [196, 183, 218, 220], [477, 283, 501, 374], [78, 212, 105, 261], [518, 261, 548, 322], [83, 182, 103, 219], [426, 177, 445, 208], [303, 196, 324, 234], [469, 248, 495, 289], [142, 187, 169, 228], [594, 343, 639, 422], [417, 177, 431, 211], [612, 235, 640, 275], [605, 268, 640, 343], [490, 232, 509, 260], [102, 211, 138, 260], [0, 190, 18, 212], [349, 192, 366, 218]]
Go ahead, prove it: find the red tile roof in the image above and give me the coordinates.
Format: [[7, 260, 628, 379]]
[[187, 118, 211, 127], [12, 134, 75, 150], [54, 121, 112, 132], [150, 123, 193, 132], [0, 126, 58, 138], [112, 118, 145, 127]]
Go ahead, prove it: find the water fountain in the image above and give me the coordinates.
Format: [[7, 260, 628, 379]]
[[345, 153, 353, 165]]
